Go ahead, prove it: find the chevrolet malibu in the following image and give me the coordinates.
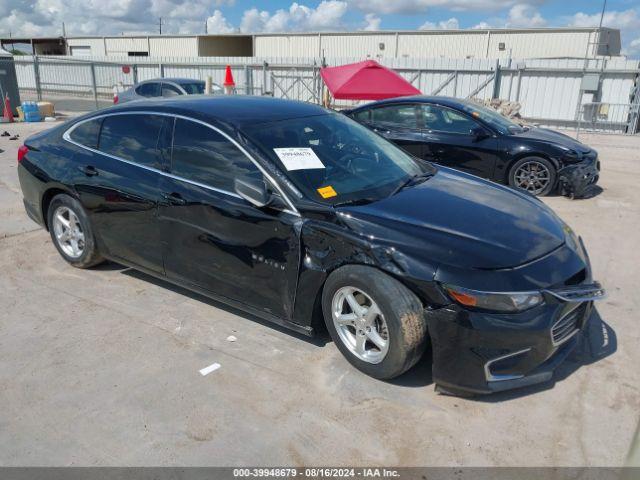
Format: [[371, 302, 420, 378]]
[[17, 96, 605, 395]]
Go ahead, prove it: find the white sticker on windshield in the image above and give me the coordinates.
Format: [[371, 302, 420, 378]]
[[273, 148, 325, 171]]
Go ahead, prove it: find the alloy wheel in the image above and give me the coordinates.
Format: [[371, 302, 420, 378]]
[[514, 160, 551, 195], [52, 206, 85, 259], [331, 286, 389, 364]]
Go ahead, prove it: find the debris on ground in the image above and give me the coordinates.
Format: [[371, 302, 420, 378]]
[[226, 335, 237, 342], [199, 362, 221, 376]]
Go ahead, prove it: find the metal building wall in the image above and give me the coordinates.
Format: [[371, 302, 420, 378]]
[[149, 37, 198, 57], [255, 29, 620, 60], [487, 30, 592, 59], [397, 32, 487, 59], [105, 37, 149, 55], [253, 35, 321, 58], [66, 38, 106, 56], [319, 33, 398, 59]]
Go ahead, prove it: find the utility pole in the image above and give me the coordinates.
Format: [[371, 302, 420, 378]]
[[158, 17, 164, 35], [205, 20, 208, 34], [598, 0, 607, 29], [62, 22, 66, 37]]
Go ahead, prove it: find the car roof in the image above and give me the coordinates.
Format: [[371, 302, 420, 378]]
[[92, 95, 332, 129], [349, 95, 473, 112], [138, 78, 205, 85]]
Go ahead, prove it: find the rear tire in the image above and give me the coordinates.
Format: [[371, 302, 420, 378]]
[[322, 265, 427, 380], [508, 156, 556, 196], [47, 194, 104, 269]]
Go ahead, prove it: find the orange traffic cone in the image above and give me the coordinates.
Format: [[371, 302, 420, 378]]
[[2, 95, 13, 123], [223, 65, 235, 95]]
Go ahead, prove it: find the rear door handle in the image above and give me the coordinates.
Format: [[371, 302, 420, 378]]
[[79, 165, 99, 177], [162, 192, 186, 206]]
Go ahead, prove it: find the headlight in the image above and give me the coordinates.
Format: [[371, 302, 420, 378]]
[[558, 146, 581, 162], [443, 284, 544, 313]]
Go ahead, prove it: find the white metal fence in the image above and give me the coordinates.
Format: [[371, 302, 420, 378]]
[[5, 54, 640, 133]]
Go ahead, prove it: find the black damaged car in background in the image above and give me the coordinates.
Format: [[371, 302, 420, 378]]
[[17, 96, 605, 395], [347, 96, 601, 198]]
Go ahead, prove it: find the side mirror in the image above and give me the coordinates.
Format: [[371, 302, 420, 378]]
[[471, 126, 490, 141], [234, 177, 272, 208]]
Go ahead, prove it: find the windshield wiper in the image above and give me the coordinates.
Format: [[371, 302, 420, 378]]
[[390, 172, 434, 196], [333, 198, 376, 207]]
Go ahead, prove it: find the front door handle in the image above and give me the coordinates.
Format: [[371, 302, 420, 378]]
[[79, 165, 99, 177], [162, 192, 187, 206]]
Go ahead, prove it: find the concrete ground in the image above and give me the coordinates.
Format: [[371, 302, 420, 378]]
[[0, 120, 638, 467]]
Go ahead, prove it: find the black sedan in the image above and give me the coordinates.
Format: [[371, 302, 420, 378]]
[[17, 96, 605, 395], [347, 96, 600, 197]]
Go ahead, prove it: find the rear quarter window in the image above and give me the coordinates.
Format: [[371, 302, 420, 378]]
[[351, 110, 371, 122], [69, 118, 102, 149]]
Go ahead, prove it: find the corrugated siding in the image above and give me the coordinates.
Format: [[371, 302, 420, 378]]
[[149, 37, 198, 57], [105, 37, 149, 55], [319, 33, 397, 59], [255, 35, 321, 58], [398, 33, 488, 59], [66, 38, 106, 56], [255, 30, 615, 60], [488, 31, 591, 59]]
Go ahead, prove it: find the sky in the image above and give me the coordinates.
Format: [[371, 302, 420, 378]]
[[1, 0, 639, 58]]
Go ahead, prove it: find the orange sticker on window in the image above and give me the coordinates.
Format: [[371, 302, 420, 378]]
[[317, 185, 337, 198]]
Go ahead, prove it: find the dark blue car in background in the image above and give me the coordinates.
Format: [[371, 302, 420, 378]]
[[347, 96, 600, 198]]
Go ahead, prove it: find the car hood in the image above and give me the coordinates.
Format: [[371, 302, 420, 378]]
[[337, 168, 566, 270], [514, 127, 591, 153]]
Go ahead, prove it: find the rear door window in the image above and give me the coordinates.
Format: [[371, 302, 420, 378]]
[[136, 82, 161, 97], [70, 118, 102, 148], [371, 105, 421, 129], [98, 114, 169, 170], [171, 118, 260, 191]]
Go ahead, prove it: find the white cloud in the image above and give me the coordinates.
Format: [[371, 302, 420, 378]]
[[419, 17, 460, 30], [472, 21, 492, 29], [505, 4, 546, 27], [206, 9, 236, 34], [568, 8, 640, 57], [347, 0, 538, 15], [569, 9, 639, 30], [239, 1, 348, 33], [363, 13, 381, 31]]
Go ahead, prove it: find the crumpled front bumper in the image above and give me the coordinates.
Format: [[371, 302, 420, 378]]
[[425, 283, 605, 395], [558, 156, 600, 198]]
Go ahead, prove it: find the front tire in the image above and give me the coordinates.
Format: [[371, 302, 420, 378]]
[[508, 156, 556, 196], [47, 194, 104, 268], [322, 265, 427, 380]]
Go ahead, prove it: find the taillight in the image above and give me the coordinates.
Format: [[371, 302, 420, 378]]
[[113, 94, 119, 104], [17, 145, 28, 163]]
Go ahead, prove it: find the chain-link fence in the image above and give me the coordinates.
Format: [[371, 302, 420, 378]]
[[577, 102, 640, 136]]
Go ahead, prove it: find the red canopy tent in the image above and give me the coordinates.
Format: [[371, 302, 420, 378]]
[[320, 60, 421, 101]]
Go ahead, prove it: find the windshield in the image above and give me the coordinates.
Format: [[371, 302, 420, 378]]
[[457, 101, 524, 135], [242, 113, 431, 205], [180, 82, 205, 95]]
